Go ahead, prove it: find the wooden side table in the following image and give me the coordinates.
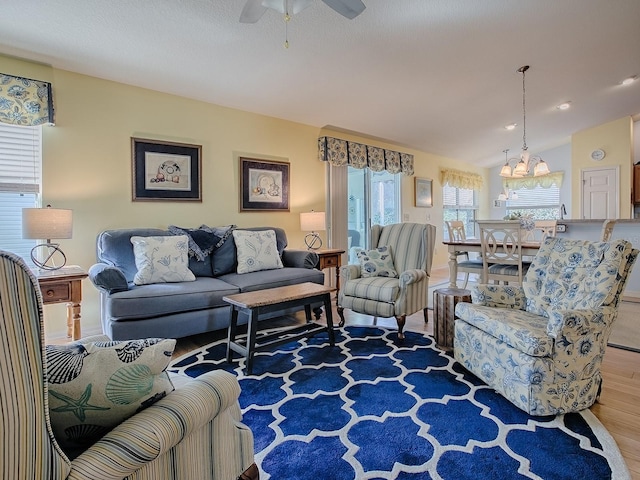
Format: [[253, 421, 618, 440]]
[[316, 248, 345, 303], [35, 266, 88, 340], [432, 287, 471, 351]]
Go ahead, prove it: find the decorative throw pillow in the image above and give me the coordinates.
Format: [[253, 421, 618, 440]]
[[46, 338, 176, 458], [211, 225, 238, 276], [357, 246, 398, 278], [130, 235, 196, 285], [167, 224, 221, 262], [232, 229, 283, 274]]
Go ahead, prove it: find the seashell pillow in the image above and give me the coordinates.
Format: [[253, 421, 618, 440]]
[[46, 338, 176, 459], [130, 235, 196, 285], [357, 245, 398, 278]]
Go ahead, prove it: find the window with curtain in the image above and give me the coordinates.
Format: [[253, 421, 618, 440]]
[[505, 184, 560, 219], [0, 123, 42, 266], [443, 184, 478, 239]]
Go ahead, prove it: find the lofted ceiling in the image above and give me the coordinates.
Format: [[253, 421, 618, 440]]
[[1, 0, 640, 167]]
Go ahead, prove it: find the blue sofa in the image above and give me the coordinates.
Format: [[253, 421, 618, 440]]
[[89, 226, 323, 340]]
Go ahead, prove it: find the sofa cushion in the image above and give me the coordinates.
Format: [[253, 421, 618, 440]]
[[220, 266, 324, 292], [341, 276, 400, 303], [455, 302, 553, 357], [46, 338, 175, 458], [131, 235, 196, 285], [211, 225, 238, 276], [105, 277, 240, 321], [233, 229, 283, 274], [357, 245, 398, 278]]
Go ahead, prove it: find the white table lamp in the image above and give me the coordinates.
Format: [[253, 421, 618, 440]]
[[22, 205, 73, 270], [300, 211, 325, 250]]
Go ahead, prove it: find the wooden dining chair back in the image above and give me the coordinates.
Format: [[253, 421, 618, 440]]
[[601, 219, 616, 241], [445, 220, 482, 288], [478, 220, 530, 285], [534, 220, 557, 242], [522, 220, 557, 243]]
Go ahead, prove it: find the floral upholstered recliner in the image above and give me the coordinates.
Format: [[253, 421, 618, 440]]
[[454, 237, 638, 415]]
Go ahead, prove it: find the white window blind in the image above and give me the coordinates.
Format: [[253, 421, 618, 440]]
[[443, 184, 478, 239], [0, 123, 42, 265], [506, 184, 560, 219]]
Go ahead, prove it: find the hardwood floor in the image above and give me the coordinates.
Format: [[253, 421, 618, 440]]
[[174, 267, 640, 479]]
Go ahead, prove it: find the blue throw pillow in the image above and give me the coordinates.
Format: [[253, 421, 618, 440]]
[[211, 225, 237, 276]]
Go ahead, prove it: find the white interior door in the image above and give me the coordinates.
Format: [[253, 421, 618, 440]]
[[581, 167, 619, 219]]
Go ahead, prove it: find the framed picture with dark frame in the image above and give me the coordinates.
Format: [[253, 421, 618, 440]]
[[239, 157, 290, 211], [415, 177, 433, 208], [131, 137, 202, 202]]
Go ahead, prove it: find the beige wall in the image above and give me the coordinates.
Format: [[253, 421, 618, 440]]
[[571, 116, 634, 219], [3, 56, 489, 339]]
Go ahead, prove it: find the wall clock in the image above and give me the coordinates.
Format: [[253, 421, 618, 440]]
[[591, 149, 606, 161]]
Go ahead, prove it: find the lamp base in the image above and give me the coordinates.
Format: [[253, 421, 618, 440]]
[[304, 232, 323, 250], [31, 243, 67, 271]]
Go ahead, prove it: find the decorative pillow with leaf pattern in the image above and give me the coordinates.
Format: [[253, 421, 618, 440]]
[[46, 338, 175, 458], [130, 235, 196, 285]]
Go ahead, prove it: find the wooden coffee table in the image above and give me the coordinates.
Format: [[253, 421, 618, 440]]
[[224, 282, 336, 374]]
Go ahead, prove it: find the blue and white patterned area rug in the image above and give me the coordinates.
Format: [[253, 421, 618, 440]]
[[170, 326, 629, 480]]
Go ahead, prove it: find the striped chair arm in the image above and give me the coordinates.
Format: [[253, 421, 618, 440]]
[[69, 370, 240, 479], [399, 268, 427, 286]]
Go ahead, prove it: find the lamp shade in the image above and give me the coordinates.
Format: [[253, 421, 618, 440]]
[[300, 211, 326, 232], [22, 207, 73, 240]]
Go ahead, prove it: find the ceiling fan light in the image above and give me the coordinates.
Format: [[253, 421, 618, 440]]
[[498, 192, 507, 201]]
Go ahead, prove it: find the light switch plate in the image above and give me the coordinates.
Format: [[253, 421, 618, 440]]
[[556, 224, 566, 233]]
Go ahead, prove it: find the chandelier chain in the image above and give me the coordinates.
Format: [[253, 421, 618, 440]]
[[521, 66, 527, 151]]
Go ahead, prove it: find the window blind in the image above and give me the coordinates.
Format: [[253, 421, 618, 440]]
[[0, 123, 41, 266]]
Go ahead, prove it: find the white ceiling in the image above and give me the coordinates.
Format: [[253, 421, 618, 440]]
[[2, 0, 640, 167]]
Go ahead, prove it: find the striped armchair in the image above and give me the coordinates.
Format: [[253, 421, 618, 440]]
[[0, 250, 258, 480], [337, 223, 437, 339]]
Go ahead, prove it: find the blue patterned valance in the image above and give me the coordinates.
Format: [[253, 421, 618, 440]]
[[0, 73, 54, 126], [318, 136, 414, 176]]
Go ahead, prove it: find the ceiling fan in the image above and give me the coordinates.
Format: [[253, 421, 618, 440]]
[[240, 0, 366, 23]]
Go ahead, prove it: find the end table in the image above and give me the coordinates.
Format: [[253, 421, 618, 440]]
[[316, 248, 345, 304], [35, 266, 88, 340]]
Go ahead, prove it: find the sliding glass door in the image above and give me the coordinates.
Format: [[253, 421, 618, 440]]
[[347, 166, 401, 261]]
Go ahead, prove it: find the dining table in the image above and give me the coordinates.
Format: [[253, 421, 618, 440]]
[[442, 239, 542, 288]]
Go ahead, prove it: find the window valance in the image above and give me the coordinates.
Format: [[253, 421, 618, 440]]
[[318, 136, 414, 176], [503, 171, 564, 190], [0, 73, 54, 126], [440, 168, 484, 190]]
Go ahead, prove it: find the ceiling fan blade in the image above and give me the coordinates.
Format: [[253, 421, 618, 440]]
[[320, 0, 365, 19], [240, 0, 268, 23], [290, 0, 314, 15]]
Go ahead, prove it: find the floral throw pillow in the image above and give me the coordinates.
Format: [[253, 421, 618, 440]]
[[357, 246, 398, 278], [232, 229, 283, 274], [46, 338, 176, 458], [130, 235, 196, 285]]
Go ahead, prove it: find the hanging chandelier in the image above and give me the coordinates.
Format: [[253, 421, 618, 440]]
[[500, 65, 551, 178]]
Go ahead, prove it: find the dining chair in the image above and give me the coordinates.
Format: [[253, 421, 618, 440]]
[[601, 219, 616, 241], [445, 220, 483, 288], [478, 220, 530, 285], [522, 220, 557, 243]]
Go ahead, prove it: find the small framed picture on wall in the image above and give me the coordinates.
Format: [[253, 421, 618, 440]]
[[415, 177, 433, 208], [239, 157, 290, 211], [131, 137, 202, 201]]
